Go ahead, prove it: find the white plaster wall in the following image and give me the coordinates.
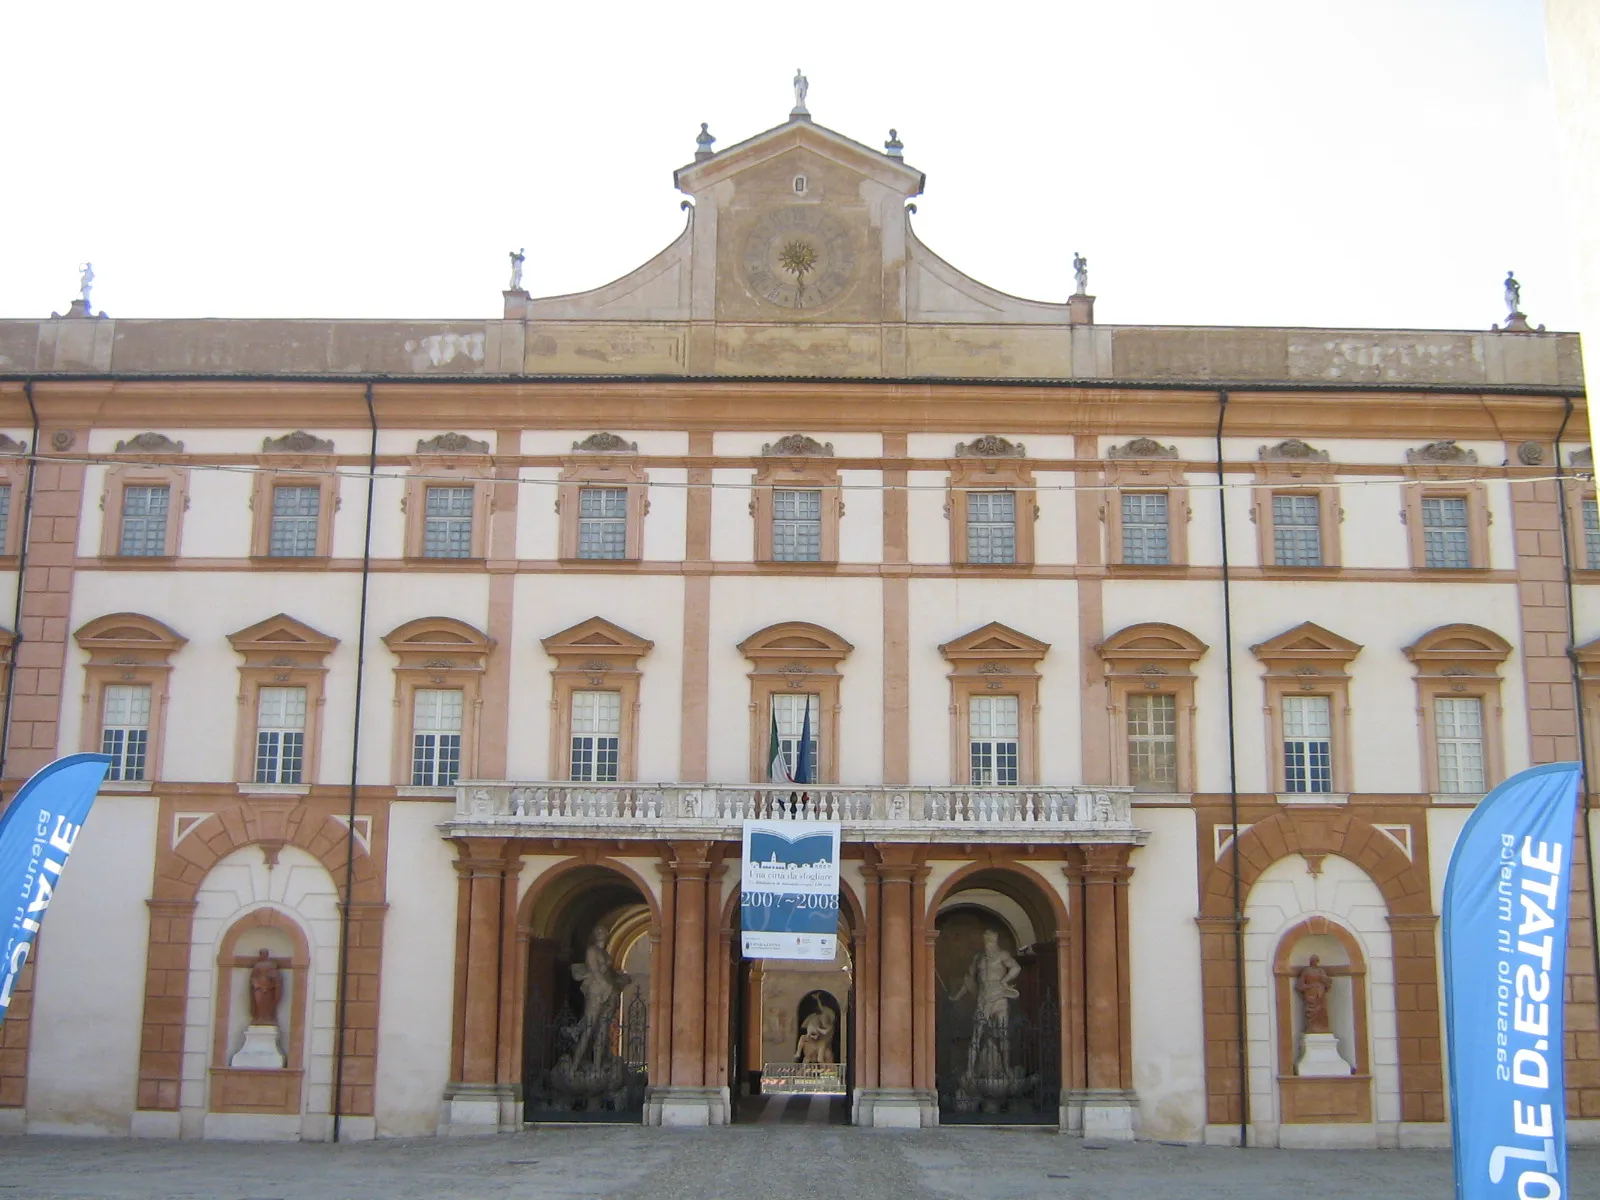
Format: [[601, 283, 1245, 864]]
[[183, 845, 340, 1139], [333, 470, 406, 560], [1129, 808, 1206, 1141], [1035, 471, 1077, 565], [709, 468, 754, 563], [713, 433, 881, 458], [1339, 481, 1409, 570], [906, 470, 948, 564], [838, 470, 882, 563], [704, 577, 881, 785], [643, 467, 688, 562], [906, 579, 1082, 786], [515, 468, 561, 560], [181, 467, 253, 558], [1185, 474, 1260, 569], [374, 802, 457, 1137], [507, 573, 684, 783], [1242, 854, 1400, 1143], [26, 794, 158, 1135]]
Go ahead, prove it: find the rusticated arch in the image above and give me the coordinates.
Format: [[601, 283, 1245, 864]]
[[1199, 809, 1428, 918]]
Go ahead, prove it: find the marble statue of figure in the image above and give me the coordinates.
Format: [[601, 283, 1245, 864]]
[[1073, 252, 1088, 296], [78, 262, 94, 306], [793, 68, 808, 110], [948, 929, 1021, 1076], [1505, 270, 1522, 316], [509, 248, 525, 292], [248, 949, 283, 1026], [569, 925, 631, 1067], [794, 992, 837, 1065], [1296, 955, 1333, 1035]]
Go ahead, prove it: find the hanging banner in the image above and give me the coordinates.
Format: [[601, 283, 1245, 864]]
[[1442, 761, 1583, 1200], [0, 754, 112, 1019], [740, 819, 840, 961]]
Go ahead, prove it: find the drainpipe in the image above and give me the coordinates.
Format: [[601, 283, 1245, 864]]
[[1215, 390, 1248, 1147], [1553, 399, 1600, 1023], [0, 382, 42, 794], [332, 382, 378, 1142]]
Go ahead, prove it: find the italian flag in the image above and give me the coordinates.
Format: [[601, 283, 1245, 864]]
[[768, 707, 792, 784]]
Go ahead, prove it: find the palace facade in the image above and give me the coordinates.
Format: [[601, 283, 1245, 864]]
[[0, 104, 1595, 1149]]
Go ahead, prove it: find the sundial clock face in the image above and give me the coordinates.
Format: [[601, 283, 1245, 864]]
[[742, 207, 855, 310]]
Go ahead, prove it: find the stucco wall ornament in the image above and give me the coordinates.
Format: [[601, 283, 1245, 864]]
[[0, 435, 28, 455], [1572, 446, 1593, 468], [51, 430, 76, 452], [761, 434, 832, 457], [1518, 441, 1546, 466], [417, 433, 489, 455], [1107, 437, 1178, 460], [263, 431, 334, 454], [1259, 439, 1329, 463], [572, 432, 639, 453], [1405, 440, 1477, 465], [115, 432, 185, 454], [955, 435, 1026, 458]]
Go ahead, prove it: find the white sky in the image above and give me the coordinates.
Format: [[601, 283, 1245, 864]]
[[1, 0, 1577, 332]]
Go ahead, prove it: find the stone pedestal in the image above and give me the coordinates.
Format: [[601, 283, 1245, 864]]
[[228, 1024, 284, 1070], [1061, 1088, 1138, 1140], [440, 1082, 520, 1135], [1295, 1032, 1353, 1077], [644, 1085, 730, 1126], [1067, 293, 1096, 325], [852, 1087, 937, 1128]]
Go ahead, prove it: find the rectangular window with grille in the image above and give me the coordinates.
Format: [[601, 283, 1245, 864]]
[[570, 690, 621, 782], [119, 485, 171, 556], [1272, 494, 1322, 567], [772, 692, 819, 781], [1121, 493, 1170, 565], [254, 686, 307, 784], [1282, 694, 1333, 793], [969, 694, 1020, 786], [0, 484, 11, 553], [1127, 692, 1177, 790], [966, 491, 1017, 564], [1422, 496, 1471, 568], [577, 488, 628, 560], [422, 486, 475, 558], [1435, 695, 1486, 794], [411, 688, 463, 786], [1585, 498, 1599, 571], [268, 485, 321, 557], [101, 684, 151, 782], [771, 489, 822, 562]]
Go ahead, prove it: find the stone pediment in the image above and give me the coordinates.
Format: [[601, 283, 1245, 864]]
[[228, 614, 339, 665], [383, 617, 493, 670], [1098, 623, 1208, 666], [542, 617, 654, 664], [75, 612, 188, 660], [939, 622, 1050, 665], [674, 117, 925, 197], [739, 621, 853, 666], [1251, 622, 1362, 668]]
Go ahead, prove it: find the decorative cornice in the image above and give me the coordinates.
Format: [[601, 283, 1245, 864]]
[[1106, 437, 1177, 460], [1405, 439, 1476, 465], [417, 432, 489, 455], [762, 434, 832, 457], [1258, 438, 1328, 463], [263, 430, 334, 454], [955, 434, 1025, 458], [572, 432, 639, 454]]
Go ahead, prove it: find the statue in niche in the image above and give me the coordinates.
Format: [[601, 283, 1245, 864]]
[[1296, 955, 1333, 1034], [568, 925, 630, 1068], [794, 991, 837, 1065], [947, 929, 1022, 1078], [248, 949, 283, 1026]]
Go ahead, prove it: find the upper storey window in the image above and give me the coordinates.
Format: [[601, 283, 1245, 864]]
[[1252, 440, 1340, 571], [1271, 494, 1322, 567], [268, 486, 321, 557], [559, 437, 648, 562], [423, 486, 475, 558], [120, 486, 170, 557], [577, 488, 628, 559], [250, 431, 338, 560], [947, 438, 1035, 568], [1103, 440, 1190, 569], [752, 436, 840, 566], [772, 489, 823, 562], [1421, 496, 1470, 568], [101, 434, 189, 560], [1400, 443, 1488, 572], [404, 434, 492, 562]]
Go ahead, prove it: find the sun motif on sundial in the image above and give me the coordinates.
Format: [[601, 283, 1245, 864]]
[[743, 207, 855, 310]]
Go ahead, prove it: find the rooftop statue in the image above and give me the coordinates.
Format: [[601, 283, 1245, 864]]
[[1073, 252, 1089, 297], [793, 68, 809, 112], [509, 247, 525, 292], [78, 261, 94, 307], [1505, 271, 1522, 317]]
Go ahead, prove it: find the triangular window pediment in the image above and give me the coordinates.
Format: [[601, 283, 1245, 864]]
[[940, 622, 1049, 665], [1251, 621, 1362, 666], [542, 617, 653, 664]]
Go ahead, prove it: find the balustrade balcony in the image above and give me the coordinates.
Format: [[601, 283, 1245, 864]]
[[444, 781, 1142, 844]]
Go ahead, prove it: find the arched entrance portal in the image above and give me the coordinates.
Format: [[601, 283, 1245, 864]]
[[521, 865, 653, 1122], [934, 869, 1062, 1124], [728, 890, 857, 1125]]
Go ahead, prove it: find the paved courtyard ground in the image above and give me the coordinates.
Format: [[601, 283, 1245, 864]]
[[5, 1126, 1599, 1200]]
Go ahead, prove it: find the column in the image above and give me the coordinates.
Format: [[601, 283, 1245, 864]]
[[854, 848, 935, 1127], [878, 865, 914, 1087], [1073, 844, 1136, 1140], [646, 841, 728, 1125], [442, 838, 516, 1134]]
